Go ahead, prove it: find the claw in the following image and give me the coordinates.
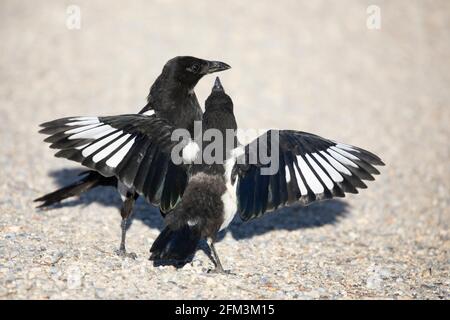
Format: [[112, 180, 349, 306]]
[[207, 267, 233, 275], [115, 249, 137, 259]]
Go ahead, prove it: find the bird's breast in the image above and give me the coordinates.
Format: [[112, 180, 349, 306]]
[[219, 156, 238, 231]]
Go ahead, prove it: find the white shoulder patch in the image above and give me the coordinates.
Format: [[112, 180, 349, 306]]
[[230, 145, 245, 158], [182, 140, 200, 163], [142, 109, 155, 116]]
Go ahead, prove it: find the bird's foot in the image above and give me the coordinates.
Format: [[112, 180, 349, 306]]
[[115, 248, 137, 259], [207, 267, 233, 275]]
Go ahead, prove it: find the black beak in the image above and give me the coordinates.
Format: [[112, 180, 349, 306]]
[[206, 61, 231, 74], [212, 77, 224, 92]]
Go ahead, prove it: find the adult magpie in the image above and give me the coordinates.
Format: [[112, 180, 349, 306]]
[[35, 56, 230, 258], [37, 77, 384, 273]]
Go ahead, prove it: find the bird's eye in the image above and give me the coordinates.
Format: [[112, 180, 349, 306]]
[[190, 64, 200, 73]]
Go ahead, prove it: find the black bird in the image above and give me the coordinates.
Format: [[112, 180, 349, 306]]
[[35, 56, 230, 258], [37, 76, 384, 272]]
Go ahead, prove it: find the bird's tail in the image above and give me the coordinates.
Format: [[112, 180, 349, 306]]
[[34, 170, 107, 208], [149, 224, 202, 262]]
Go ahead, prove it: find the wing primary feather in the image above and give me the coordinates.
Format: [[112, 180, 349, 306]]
[[143, 150, 169, 203], [116, 136, 152, 187], [133, 142, 157, 193]]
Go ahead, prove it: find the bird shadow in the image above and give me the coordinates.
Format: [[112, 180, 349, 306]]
[[218, 199, 349, 241], [39, 168, 349, 241]]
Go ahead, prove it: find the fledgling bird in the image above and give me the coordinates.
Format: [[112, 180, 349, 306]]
[[147, 78, 384, 272], [38, 77, 384, 273], [35, 56, 230, 258], [149, 77, 239, 268]]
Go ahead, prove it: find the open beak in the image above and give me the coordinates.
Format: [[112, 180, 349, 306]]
[[212, 77, 224, 92], [206, 60, 231, 74]]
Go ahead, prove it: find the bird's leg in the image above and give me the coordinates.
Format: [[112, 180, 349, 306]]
[[115, 193, 138, 259], [207, 239, 230, 274]]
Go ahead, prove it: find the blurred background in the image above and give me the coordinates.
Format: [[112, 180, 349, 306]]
[[0, 0, 448, 299]]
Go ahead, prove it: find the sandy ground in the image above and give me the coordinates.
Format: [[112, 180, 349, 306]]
[[0, 0, 449, 299]]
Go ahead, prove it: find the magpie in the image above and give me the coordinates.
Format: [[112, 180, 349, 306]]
[[37, 76, 384, 273], [35, 56, 231, 258]]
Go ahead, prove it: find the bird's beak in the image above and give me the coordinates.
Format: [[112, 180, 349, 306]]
[[206, 61, 231, 74], [212, 77, 224, 92]]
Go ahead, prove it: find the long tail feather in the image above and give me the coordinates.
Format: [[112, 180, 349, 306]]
[[34, 171, 110, 208]]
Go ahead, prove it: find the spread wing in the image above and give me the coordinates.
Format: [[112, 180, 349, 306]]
[[232, 130, 384, 221], [39, 115, 192, 212]]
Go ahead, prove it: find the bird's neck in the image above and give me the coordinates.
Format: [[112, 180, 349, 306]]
[[148, 73, 196, 107], [205, 103, 233, 114]]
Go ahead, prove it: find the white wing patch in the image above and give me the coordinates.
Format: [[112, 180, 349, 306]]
[[312, 152, 343, 182], [296, 155, 324, 194], [285, 165, 291, 183], [106, 137, 136, 167], [293, 161, 308, 195], [81, 131, 123, 157], [65, 119, 100, 126], [92, 134, 131, 163], [306, 154, 334, 190], [69, 125, 116, 140], [327, 148, 358, 168], [330, 146, 360, 161], [320, 151, 352, 175], [49, 116, 141, 169], [75, 143, 90, 150], [287, 143, 368, 196], [65, 123, 100, 134]]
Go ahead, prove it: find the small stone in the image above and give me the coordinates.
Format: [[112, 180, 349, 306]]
[[378, 268, 391, 279], [305, 290, 321, 299], [5, 233, 16, 240], [95, 288, 106, 299], [366, 275, 382, 290]]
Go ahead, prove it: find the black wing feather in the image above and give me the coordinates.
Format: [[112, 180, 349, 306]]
[[38, 115, 189, 211], [234, 130, 384, 221]]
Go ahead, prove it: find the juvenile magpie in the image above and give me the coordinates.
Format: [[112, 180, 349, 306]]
[[35, 56, 230, 258], [37, 77, 384, 273]]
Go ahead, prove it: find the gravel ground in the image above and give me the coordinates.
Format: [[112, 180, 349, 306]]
[[0, 0, 449, 299]]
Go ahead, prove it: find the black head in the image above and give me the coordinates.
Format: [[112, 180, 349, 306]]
[[165, 56, 231, 88], [205, 77, 233, 112]]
